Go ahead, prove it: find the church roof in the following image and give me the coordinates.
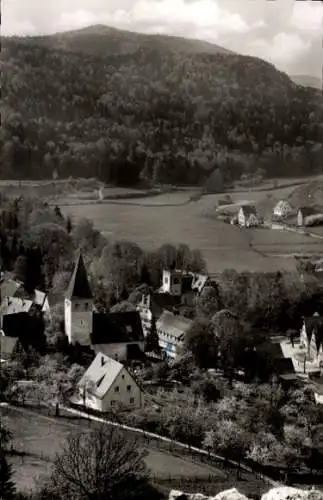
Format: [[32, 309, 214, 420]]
[[91, 311, 144, 344], [66, 252, 93, 300]]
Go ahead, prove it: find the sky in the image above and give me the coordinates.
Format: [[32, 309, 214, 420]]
[[3, 0, 323, 78]]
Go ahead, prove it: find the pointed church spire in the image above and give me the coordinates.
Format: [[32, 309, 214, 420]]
[[66, 250, 93, 299]]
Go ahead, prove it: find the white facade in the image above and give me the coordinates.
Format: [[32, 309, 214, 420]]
[[297, 210, 304, 227], [79, 354, 144, 412], [160, 270, 182, 296], [65, 297, 94, 345], [273, 200, 292, 218]]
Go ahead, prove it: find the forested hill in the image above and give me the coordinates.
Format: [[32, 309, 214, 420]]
[[1, 29, 323, 185], [8, 24, 233, 56]]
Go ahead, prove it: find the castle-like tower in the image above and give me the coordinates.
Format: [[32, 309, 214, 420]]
[[64, 251, 94, 346]]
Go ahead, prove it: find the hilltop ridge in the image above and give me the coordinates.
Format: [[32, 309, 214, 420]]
[[6, 23, 233, 57]]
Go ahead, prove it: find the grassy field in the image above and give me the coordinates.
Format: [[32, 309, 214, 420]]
[[1, 406, 239, 495], [59, 187, 323, 273]]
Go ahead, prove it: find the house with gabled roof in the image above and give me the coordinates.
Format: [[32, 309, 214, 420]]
[[300, 312, 323, 362], [77, 353, 144, 412], [91, 311, 145, 362], [64, 251, 95, 346], [238, 205, 259, 228], [273, 200, 293, 219], [156, 310, 193, 359]]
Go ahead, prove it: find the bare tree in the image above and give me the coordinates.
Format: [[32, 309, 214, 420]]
[[47, 425, 154, 500]]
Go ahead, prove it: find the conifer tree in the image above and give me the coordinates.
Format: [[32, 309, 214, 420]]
[[0, 451, 16, 499]]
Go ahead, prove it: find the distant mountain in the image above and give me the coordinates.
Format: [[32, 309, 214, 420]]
[[1, 26, 322, 185], [7, 23, 232, 57], [290, 74, 322, 90]]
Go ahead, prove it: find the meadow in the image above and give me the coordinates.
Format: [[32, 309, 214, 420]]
[[1, 405, 268, 497], [59, 187, 323, 273]]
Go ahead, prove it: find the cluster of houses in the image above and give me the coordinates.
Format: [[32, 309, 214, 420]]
[[0, 251, 210, 412], [5, 248, 323, 411], [266, 311, 323, 404], [219, 199, 323, 230]]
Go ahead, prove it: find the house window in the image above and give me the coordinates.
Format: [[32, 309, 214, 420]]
[[84, 302, 88, 310], [122, 374, 125, 379], [96, 375, 105, 387], [111, 400, 116, 406], [173, 277, 180, 285], [74, 303, 79, 310], [127, 385, 131, 392], [130, 397, 135, 404], [114, 386, 119, 393]]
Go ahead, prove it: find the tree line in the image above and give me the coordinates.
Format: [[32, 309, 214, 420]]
[[1, 39, 322, 185]]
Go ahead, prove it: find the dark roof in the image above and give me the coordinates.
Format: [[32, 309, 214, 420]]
[[92, 311, 144, 344], [273, 357, 295, 375], [66, 252, 93, 300], [149, 292, 181, 318], [240, 205, 257, 217], [298, 206, 319, 217]]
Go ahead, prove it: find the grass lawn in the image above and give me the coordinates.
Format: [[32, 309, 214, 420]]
[[1, 406, 245, 496], [60, 187, 323, 273]]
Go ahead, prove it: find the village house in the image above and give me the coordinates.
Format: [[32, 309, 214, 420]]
[[0, 276, 50, 317], [300, 312, 323, 363], [77, 353, 144, 412], [64, 251, 95, 346], [91, 310, 145, 362], [273, 200, 293, 219], [156, 310, 193, 358], [297, 206, 323, 227], [0, 296, 46, 351], [137, 268, 209, 337], [238, 205, 259, 228]]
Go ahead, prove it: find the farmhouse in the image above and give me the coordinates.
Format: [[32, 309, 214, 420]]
[[273, 200, 293, 219], [78, 353, 144, 412], [91, 310, 145, 362], [300, 312, 323, 362], [157, 310, 193, 358], [238, 205, 259, 228]]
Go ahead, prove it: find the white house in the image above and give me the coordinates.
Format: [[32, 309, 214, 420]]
[[156, 310, 193, 359], [78, 353, 144, 412], [300, 312, 323, 362], [238, 205, 259, 228], [273, 200, 292, 218]]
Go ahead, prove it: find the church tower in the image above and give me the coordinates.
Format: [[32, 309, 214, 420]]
[[64, 251, 94, 345]]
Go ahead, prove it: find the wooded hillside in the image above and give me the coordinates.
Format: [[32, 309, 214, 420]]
[[1, 26, 322, 185]]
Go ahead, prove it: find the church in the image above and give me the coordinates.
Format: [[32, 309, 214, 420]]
[[64, 251, 95, 346], [64, 252, 145, 361]]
